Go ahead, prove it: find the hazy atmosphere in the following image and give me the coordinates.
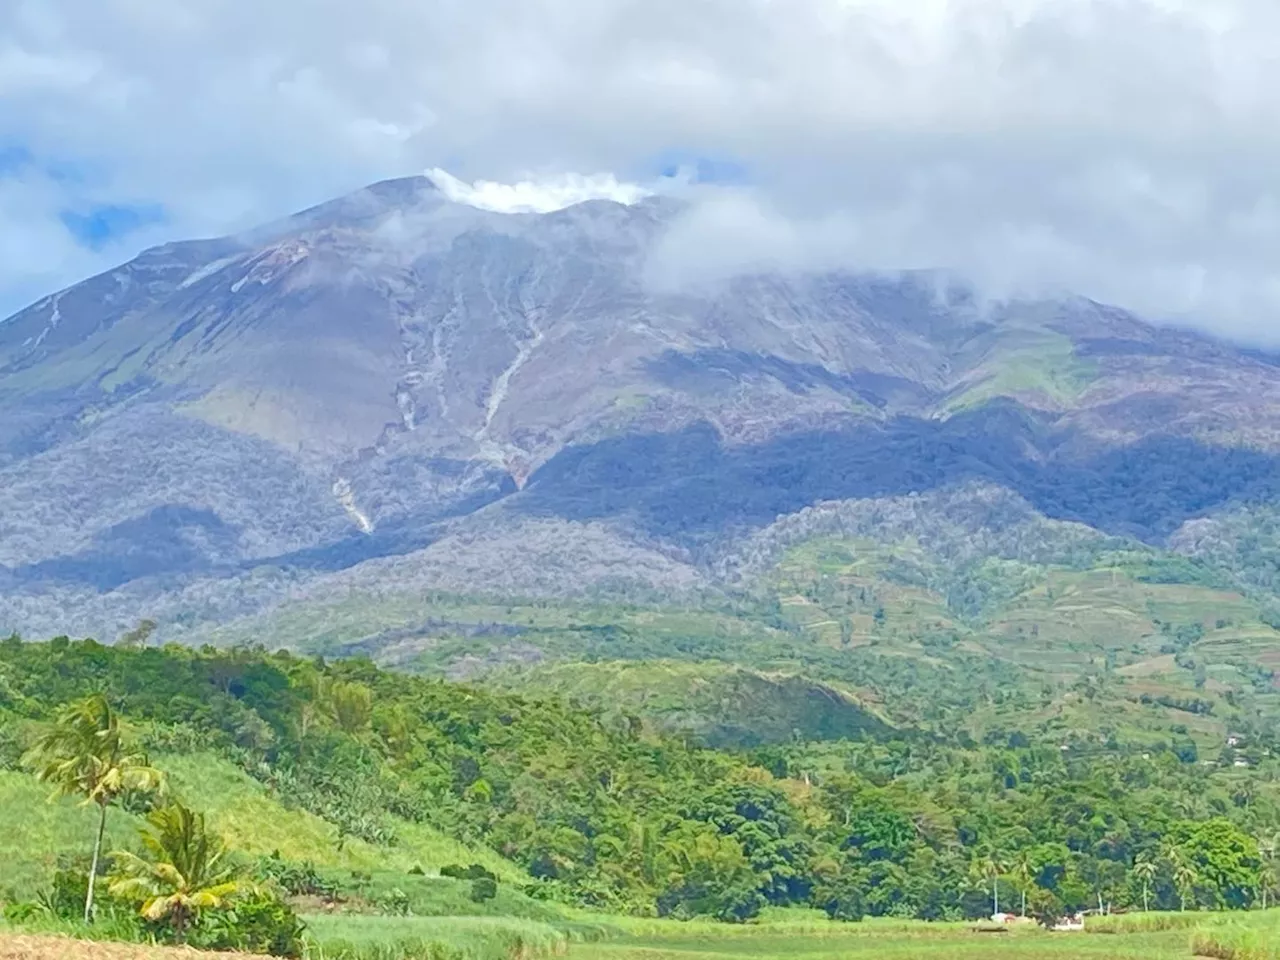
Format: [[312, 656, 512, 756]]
[[6, 0, 1280, 341], [9, 3, 1280, 960]]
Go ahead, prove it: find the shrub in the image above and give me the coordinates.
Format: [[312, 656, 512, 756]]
[[813, 877, 865, 922], [657, 878, 764, 923], [255, 853, 339, 899], [2, 861, 146, 937], [376, 887, 412, 916], [470, 877, 498, 903], [441, 863, 497, 882], [188, 890, 307, 957], [3, 901, 43, 923], [42, 862, 94, 919], [0, 719, 25, 769]]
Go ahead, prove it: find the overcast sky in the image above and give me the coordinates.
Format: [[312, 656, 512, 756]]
[[4, 0, 1280, 343]]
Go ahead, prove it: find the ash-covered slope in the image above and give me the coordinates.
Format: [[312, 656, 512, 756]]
[[3, 175, 1280, 639]]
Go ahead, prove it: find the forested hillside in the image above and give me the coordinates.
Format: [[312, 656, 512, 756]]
[[4, 637, 1279, 932], [186, 480, 1280, 758], [6, 177, 1280, 649]]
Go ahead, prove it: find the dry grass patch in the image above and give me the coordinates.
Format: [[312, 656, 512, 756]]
[[0, 934, 271, 960]]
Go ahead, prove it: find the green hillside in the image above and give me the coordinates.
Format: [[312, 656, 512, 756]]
[[764, 533, 1280, 742], [164, 476, 1280, 762], [180, 531, 1280, 755], [484, 661, 891, 748], [1, 750, 525, 900]]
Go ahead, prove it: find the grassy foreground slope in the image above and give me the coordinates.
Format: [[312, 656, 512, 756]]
[[573, 910, 1280, 959], [570, 930, 1189, 960], [11, 908, 1280, 960], [1192, 910, 1280, 959], [1, 751, 521, 902], [160, 753, 522, 882], [0, 772, 145, 903]]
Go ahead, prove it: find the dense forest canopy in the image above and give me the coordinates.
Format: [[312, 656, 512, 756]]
[[3, 636, 1279, 926]]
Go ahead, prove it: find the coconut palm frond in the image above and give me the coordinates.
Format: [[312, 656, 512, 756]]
[[108, 801, 246, 942]]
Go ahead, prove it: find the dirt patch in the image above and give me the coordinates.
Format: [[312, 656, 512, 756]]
[[0, 934, 272, 960]]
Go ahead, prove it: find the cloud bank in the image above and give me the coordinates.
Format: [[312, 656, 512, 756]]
[[4, 0, 1280, 342]]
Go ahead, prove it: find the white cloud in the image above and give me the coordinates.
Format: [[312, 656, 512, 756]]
[[4, 0, 1280, 343], [425, 168, 651, 214]]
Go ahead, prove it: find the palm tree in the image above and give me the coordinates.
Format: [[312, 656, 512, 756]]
[[627, 820, 662, 886], [22, 694, 164, 923], [1258, 832, 1280, 910], [108, 803, 246, 942], [1163, 844, 1197, 912], [313, 676, 373, 734], [1010, 850, 1034, 917], [1260, 862, 1278, 913], [1133, 853, 1157, 912], [1174, 861, 1198, 912], [976, 850, 1006, 918]]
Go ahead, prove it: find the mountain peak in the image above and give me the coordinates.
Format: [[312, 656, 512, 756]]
[[3, 177, 1280, 640]]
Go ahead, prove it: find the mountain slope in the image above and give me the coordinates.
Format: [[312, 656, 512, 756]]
[[3, 175, 1280, 647]]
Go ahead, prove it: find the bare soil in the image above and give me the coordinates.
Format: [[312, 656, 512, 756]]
[[0, 934, 272, 960]]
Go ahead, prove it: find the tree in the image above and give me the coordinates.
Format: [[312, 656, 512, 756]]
[[1133, 853, 1157, 912], [22, 694, 164, 923], [109, 803, 246, 942], [117, 620, 158, 649], [1260, 861, 1278, 913], [314, 678, 373, 734], [655, 826, 764, 922], [1163, 843, 1197, 912], [1258, 832, 1280, 910], [1174, 860, 1198, 912], [1177, 818, 1259, 909], [1010, 850, 1034, 917], [976, 850, 1005, 918], [813, 872, 866, 922]]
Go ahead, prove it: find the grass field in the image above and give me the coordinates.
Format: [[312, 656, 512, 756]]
[[0, 771, 145, 900], [9, 909, 1280, 960], [943, 328, 1101, 413], [191, 594, 778, 663], [1191, 910, 1280, 959], [300, 914, 608, 960], [563, 916, 1193, 959], [0, 916, 604, 960], [0, 920, 1198, 960]]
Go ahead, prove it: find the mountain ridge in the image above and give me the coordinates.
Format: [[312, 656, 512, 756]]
[[3, 175, 1280, 645]]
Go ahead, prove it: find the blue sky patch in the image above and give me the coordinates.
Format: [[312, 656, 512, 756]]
[[60, 203, 167, 250], [0, 141, 164, 249], [0, 144, 34, 175], [653, 153, 748, 185]]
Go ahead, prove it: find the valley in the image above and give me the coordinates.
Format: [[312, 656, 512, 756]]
[[4, 179, 1280, 959]]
